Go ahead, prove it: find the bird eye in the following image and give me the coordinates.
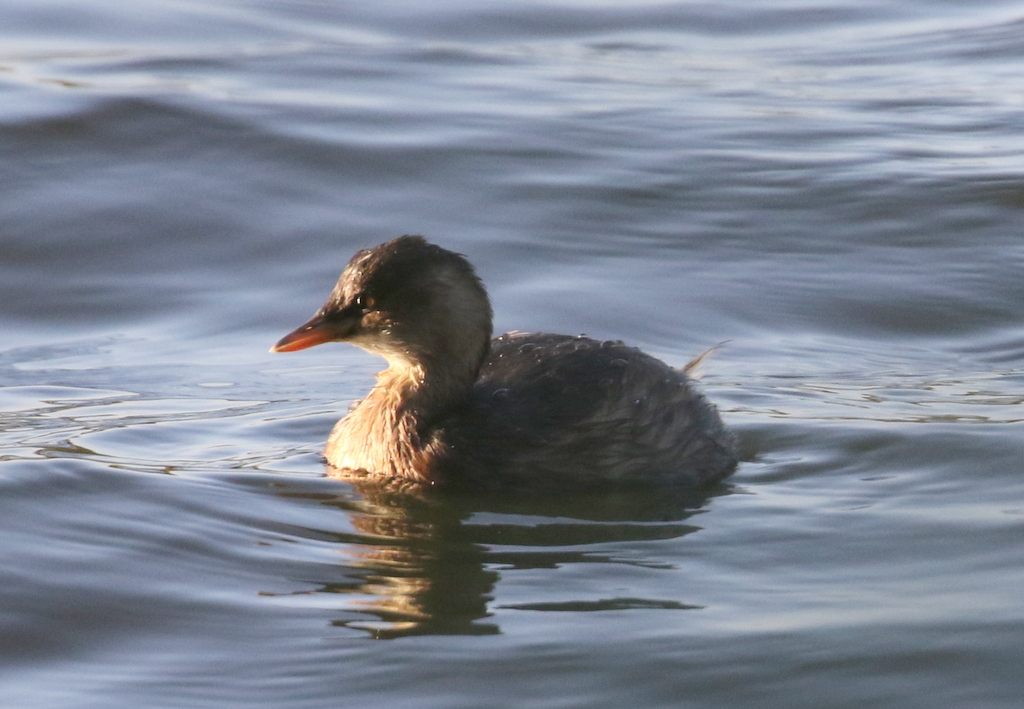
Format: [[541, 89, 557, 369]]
[[355, 294, 375, 311]]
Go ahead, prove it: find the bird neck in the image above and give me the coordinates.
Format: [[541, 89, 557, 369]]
[[324, 353, 482, 482]]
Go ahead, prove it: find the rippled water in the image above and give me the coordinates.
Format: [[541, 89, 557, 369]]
[[2, 1, 1023, 707]]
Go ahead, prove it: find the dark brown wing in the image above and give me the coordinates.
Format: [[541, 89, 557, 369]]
[[435, 332, 736, 488]]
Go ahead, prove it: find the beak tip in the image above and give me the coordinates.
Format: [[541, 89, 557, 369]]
[[270, 338, 301, 354]]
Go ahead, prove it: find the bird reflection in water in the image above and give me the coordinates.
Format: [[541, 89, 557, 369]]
[[268, 475, 727, 639]]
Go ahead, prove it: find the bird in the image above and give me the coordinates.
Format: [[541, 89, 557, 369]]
[[272, 235, 736, 489]]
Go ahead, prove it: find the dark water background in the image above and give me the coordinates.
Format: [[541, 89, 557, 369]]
[[2, 1, 1023, 707]]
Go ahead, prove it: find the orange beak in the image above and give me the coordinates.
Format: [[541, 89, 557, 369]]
[[270, 315, 341, 353]]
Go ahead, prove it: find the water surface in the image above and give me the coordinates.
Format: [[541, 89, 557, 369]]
[[1, 1, 1022, 707]]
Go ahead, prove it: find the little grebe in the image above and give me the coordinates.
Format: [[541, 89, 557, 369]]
[[272, 236, 737, 488]]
